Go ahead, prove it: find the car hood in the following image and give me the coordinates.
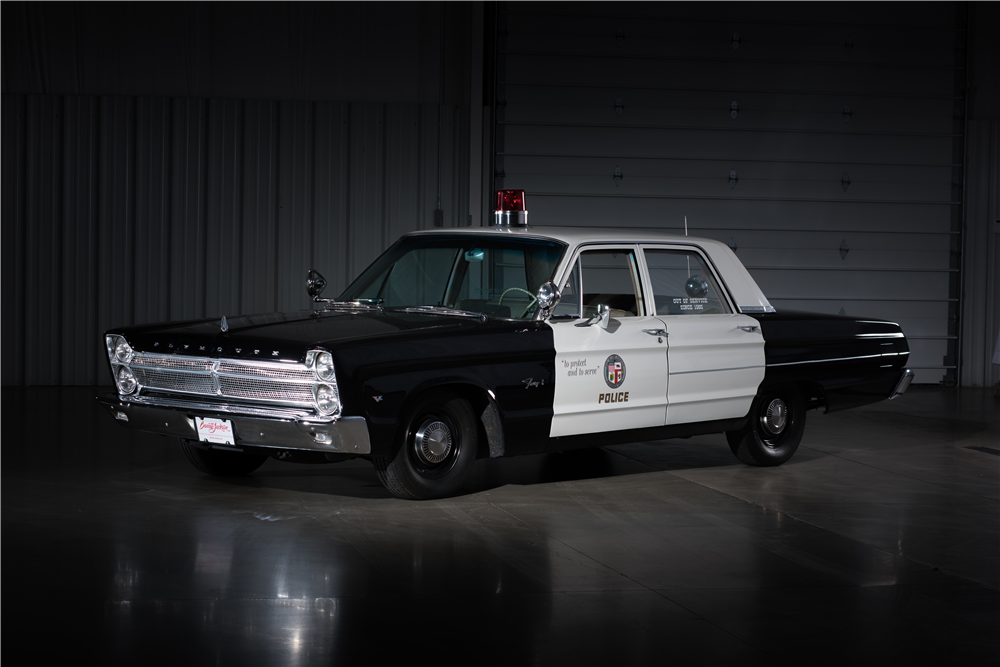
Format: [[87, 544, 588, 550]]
[[110, 308, 488, 363]]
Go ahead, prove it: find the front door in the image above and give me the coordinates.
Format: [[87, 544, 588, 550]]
[[548, 246, 668, 438]]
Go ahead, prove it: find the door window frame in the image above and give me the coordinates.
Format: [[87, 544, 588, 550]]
[[554, 244, 650, 319], [637, 244, 738, 317]]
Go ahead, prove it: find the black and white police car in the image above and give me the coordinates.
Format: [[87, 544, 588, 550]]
[[99, 190, 913, 499]]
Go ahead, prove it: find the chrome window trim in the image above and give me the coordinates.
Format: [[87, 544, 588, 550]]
[[637, 243, 737, 317], [766, 351, 909, 367], [669, 364, 765, 376]]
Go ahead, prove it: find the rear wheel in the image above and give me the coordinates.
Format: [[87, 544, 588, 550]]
[[726, 386, 806, 466], [373, 391, 478, 500], [180, 439, 269, 476]]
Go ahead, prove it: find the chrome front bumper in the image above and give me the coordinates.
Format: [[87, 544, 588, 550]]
[[888, 368, 915, 400], [97, 393, 371, 455]]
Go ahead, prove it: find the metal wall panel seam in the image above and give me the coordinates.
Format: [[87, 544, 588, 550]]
[[610, 228, 960, 236], [527, 192, 959, 206], [498, 120, 961, 139], [498, 152, 964, 168], [768, 297, 958, 302], [500, 81, 964, 101], [501, 8, 963, 32], [955, 3, 971, 386], [499, 49, 966, 71], [743, 266, 958, 272]]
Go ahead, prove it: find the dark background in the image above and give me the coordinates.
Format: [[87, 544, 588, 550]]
[[2, 1, 998, 388]]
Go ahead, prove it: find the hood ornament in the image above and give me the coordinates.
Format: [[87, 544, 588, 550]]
[[221, 316, 229, 333]]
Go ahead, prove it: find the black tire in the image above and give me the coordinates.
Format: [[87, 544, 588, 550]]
[[179, 439, 269, 476], [373, 391, 478, 500], [725, 386, 806, 466]]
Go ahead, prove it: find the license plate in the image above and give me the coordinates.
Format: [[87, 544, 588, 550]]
[[195, 417, 235, 445]]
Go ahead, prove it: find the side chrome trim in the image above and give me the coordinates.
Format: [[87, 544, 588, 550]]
[[669, 364, 764, 376], [767, 351, 909, 367], [854, 332, 905, 338]]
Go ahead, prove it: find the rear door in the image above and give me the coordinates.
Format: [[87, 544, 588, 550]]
[[639, 245, 765, 425]]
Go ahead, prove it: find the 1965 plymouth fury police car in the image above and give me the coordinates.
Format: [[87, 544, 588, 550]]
[[99, 190, 913, 499]]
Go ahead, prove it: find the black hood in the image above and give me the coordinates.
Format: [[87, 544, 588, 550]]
[[110, 308, 487, 363]]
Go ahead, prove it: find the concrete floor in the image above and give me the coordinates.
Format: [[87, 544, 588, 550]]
[[3, 386, 998, 665]]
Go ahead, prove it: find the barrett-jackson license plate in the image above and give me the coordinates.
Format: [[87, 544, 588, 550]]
[[195, 417, 236, 445]]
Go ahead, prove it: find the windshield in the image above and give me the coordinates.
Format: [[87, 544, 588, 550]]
[[339, 235, 567, 319]]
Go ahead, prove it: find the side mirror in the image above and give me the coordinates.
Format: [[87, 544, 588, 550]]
[[536, 281, 561, 314], [595, 303, 611, 330], [575, 303, 610, 329], [307, 269, 327, 300]]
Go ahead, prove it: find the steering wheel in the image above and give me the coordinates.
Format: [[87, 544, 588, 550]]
[[498, 287, 538, 318]]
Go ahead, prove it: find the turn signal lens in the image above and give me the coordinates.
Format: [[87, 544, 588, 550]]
[[315, 384, 341, 416], [116, 366, 137, 395], [315, 352, 335, 381]]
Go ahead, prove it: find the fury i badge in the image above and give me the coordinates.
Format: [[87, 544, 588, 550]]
[[604, 355, 625, 389]]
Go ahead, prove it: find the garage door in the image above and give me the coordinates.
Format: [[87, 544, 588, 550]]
[[491, 2, 967, 384]]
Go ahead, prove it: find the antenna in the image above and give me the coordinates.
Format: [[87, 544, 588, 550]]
[[684, 216, 691, 274]]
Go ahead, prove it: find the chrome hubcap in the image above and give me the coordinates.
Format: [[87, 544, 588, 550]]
[[414, 419, 452, 464], [761, 398, 787, 435]]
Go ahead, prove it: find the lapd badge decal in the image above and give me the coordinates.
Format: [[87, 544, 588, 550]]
[[604, 355, 625, 389]]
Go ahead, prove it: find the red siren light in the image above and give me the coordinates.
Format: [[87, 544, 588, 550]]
[[496, 189, 526, 211], [492, 189, 529, 226]]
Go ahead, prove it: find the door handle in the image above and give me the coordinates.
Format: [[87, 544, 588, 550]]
[[737, 325, 760, 333], [642, 329, 667, 337]]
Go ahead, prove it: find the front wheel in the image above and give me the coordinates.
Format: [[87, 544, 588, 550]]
[[180, 439, 269, 476], [725, 387, 806, 466], [373, 391, 478, 500]]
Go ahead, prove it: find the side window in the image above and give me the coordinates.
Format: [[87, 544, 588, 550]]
[[644, 249, 731, 315], [579, 249, 644, 318]]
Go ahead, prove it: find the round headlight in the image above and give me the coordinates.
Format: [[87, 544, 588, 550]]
[[115, 338, 134, 363], [116, 366, 137, 395], [315, 383, 341, 416], [315, 351, 335, 381]]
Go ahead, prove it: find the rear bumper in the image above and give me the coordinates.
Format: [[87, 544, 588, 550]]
[[97, 392, 371, 455], [888, 368, 915, 400]]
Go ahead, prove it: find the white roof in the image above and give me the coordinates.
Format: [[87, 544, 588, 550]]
[[405, 225, 774, 314]]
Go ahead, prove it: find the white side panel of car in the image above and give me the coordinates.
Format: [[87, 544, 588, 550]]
[[548, 317, 667, 438], [661, 314, 765, 425]]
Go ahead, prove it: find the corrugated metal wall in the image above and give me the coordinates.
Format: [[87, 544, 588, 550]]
[[960, 120, 1000, 387], [492, 2, 967, 384], [1, 94, 469, 386]]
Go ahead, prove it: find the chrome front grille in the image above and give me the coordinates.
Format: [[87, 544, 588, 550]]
[[217, 361, 314, 382], [218, 375, 315, 404], [132, 355, 213, 372], [128, 353, 316, 408], [133, 368, 217, 395]]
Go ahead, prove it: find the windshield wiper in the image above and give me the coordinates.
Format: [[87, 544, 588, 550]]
[[389, 305, 488, 322], [320, 300, 384, 312]]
